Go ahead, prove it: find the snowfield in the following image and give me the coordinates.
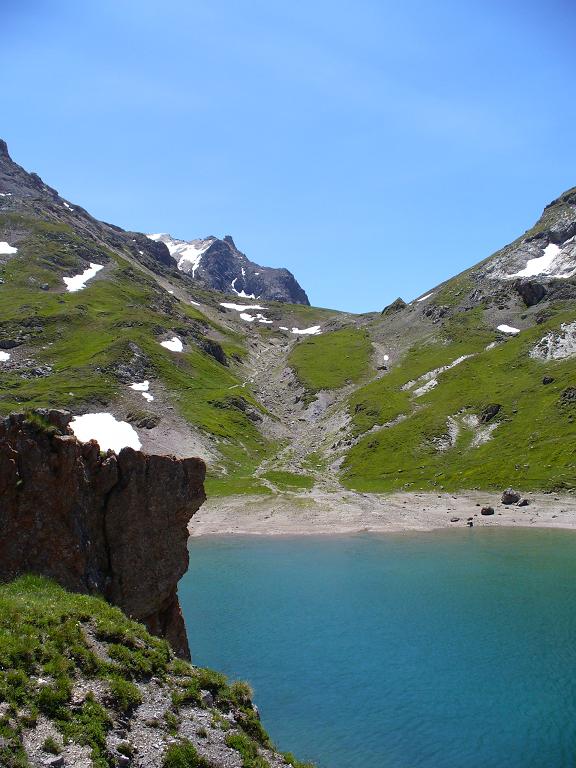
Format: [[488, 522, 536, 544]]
[[160, 337, 183, 352], [0, 241, 18, 255], [497, 324, 520, 334], [70, 413, 141, 453], [291, 326, 321, 335], [505, 240, 576, 280], [221, 302, 267, 312], [63, 263, 103, 292], [147, 233, 214, 277], [0, 351, 10, 362]]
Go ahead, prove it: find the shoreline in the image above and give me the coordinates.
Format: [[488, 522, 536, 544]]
[[188, 489, 576, 537]]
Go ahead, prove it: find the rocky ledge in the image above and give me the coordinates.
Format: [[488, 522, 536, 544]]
[[0, 410, 206, 658]]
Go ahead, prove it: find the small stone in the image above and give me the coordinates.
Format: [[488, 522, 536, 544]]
[[481, 506, 495, 516], [542, 376, 554, 385], [44, 757, 64, 768], [200, 689, 214, 707], [517, 498, 529, 507], [450, 517, 460, 523]]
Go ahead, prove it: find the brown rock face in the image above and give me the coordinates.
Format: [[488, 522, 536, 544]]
[[0, 410, 206, 658]]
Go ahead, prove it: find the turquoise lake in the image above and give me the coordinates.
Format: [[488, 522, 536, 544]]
[[180, 529, 576, 767]]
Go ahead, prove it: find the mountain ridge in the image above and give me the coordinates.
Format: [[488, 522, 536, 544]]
[[1, 139, 576, 497]]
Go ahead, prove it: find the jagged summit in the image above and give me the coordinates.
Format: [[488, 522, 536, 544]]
[[147, 231, 310, 304], [0, 139, 310, 305]]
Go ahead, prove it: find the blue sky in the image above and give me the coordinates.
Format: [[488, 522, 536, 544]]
[[3, 0, 576, 311]]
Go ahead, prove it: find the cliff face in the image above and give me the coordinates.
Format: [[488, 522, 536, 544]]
[[0, 410, 206, 658]]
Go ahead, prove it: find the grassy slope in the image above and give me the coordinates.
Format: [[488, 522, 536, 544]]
[[342, 306, 576, 493], [0, 215, 269, 491], [288, 327, 373, 393], [0, 576, 312, 768]]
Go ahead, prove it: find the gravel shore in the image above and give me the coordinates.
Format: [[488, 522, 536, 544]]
[[189, 489, 576, 536]]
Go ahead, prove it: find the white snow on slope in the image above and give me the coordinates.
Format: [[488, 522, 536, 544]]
[[231, 277, 256, 299], [70, 413, 141, 453], [417, 292, 433, 302], [509, 243, 561, 278], [0, 193, 13, 197], [63, 263, 103, 292], [130, 380, 155, 402], [239, 312, 272, 323], [0, 241, 18, 255], [221, 302, 266, 311], [497, 324, 520, 334], [147, 233, 214, 277], [279, 326, 288, 331], [530, 322, 576, 360], [0, 351, 10, 362], [190, 300, 201, 306], [160, 337, 183, 352], [292, 326, 321, 335], [506, 241, 576, 280]]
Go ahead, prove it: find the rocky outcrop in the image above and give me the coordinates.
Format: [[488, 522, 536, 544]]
[[0, 410, 206, 658]]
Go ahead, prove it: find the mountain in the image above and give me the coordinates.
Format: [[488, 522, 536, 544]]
[[148, 232, 310, 305], [1, 138, 576, 497]]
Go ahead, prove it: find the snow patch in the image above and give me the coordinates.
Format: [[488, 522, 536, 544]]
[[291, 326, 321, 335], [70, 413, 141, 453], [497, 324, 520, 335], [147, 233, 214, 277], [160, 337, 183, 352], [417, 292, 433, 302], [0, 351, 10, 362], [130, 380, 155, 402], [231, 277, 256, 299], [63, 263, 103, 292], [530, 321, 576, 360], [190, 300, 201, 306], [220, 302, 267, 311], [509, 243, 561, 278], [279, 326, 289, 331], [0, 241, 18, 255]]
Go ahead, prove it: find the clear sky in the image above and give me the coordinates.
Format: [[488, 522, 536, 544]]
[[3, 1, 576, 312]]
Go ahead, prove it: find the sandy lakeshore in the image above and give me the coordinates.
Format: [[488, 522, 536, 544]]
[[188, 489, 576, 536]]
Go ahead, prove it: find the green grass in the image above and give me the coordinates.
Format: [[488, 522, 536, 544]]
[[263, 470, 314, 490], [0, 576, 289, 767], [0, 214, 271, 486], [342, 309, 576, 493], [289, 327, 372, 394]]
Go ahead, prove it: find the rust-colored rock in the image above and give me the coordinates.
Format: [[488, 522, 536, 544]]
[[0, 410, 206, 658]]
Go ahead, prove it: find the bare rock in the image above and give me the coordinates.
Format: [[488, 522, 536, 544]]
[[481, 506, 495, 515], [0, 410, 206, 658], [501, 488, 521, 505]]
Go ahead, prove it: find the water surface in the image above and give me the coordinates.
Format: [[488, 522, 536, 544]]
[[180, 529, 576, 767]]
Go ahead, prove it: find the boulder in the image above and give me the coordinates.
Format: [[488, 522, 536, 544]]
[[450, 517, 460, 523], [542, 376, 554, 385], [481, 506, 495, 515], [480, 403, 501, 423], [517, 498, 529, 507], [0, 410, 206, 658], [501, 488, 521, 505]]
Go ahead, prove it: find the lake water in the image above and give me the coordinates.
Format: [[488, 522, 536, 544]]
[[180, 529, 576, 768]]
